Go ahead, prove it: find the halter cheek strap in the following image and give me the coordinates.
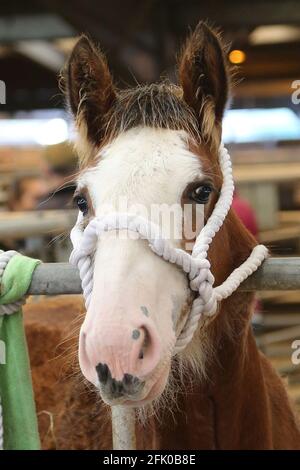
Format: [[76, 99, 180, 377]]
[[70, 144, 268, 355]]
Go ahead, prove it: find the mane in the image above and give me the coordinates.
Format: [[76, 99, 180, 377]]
[[104, 82, 200, 142], [74, 81, 205, 168]]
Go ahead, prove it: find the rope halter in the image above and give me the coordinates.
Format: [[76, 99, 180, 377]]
[[70, 144, 268, 355]]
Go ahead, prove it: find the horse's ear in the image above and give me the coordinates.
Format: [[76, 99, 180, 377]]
[[62, 35, 116, 162], [178, 22, 231, 150]]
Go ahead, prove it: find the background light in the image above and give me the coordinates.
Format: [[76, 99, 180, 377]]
[[35, 118, 69, 145], [222, 108, 300, 143], [0, 118, 69, 146], [229, 49, 246, 64], [250, 25, 300, 45]]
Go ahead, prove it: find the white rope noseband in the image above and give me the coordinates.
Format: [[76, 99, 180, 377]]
[[70, 144, 268, 354]]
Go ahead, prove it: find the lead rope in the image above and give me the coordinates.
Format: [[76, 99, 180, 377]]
[[70, 144, 269, 355], [0, 250, 26, 450]]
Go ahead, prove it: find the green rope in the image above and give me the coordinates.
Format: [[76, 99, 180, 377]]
[[0, 254, 41, 450]]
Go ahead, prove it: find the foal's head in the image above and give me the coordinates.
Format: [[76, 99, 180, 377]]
[[64, 23, 233, 406]]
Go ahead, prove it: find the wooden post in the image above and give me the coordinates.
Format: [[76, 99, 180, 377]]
[[111, 406, 136, 450]]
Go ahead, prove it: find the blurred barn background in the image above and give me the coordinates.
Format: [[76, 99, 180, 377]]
[[0, 0, 300, 445]]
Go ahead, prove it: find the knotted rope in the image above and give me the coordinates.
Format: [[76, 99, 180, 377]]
[[70, 144, 268, 355], [0, 251, 25, 315]]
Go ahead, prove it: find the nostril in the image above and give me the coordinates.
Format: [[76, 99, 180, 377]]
[[123, 373, 134, 387], [96, 363, 110, 385], [136, 326, 149, 361], [111, 380, 117, 394], [123, 373, 145, 395], [131, 322, 161, 378]]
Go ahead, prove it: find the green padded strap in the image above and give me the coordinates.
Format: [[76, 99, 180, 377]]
[[0, 254, 41, 450]]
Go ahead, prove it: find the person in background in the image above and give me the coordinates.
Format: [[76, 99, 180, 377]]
[[2, 174, 49, 254], [232, 191, 262, 326], [39, 142, 77, 210], [232, 191, 259, 239], [8, 174, 48, 212]]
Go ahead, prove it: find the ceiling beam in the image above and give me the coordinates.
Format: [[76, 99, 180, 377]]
[[15, 41, 65, 72], [0, 13, 75, 42], [176, 1, 300, 28], [39, 0, 160, 83]]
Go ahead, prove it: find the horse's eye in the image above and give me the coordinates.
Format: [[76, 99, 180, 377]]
[[190, 185, 213, 204], [75, 196, 88, 215]]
